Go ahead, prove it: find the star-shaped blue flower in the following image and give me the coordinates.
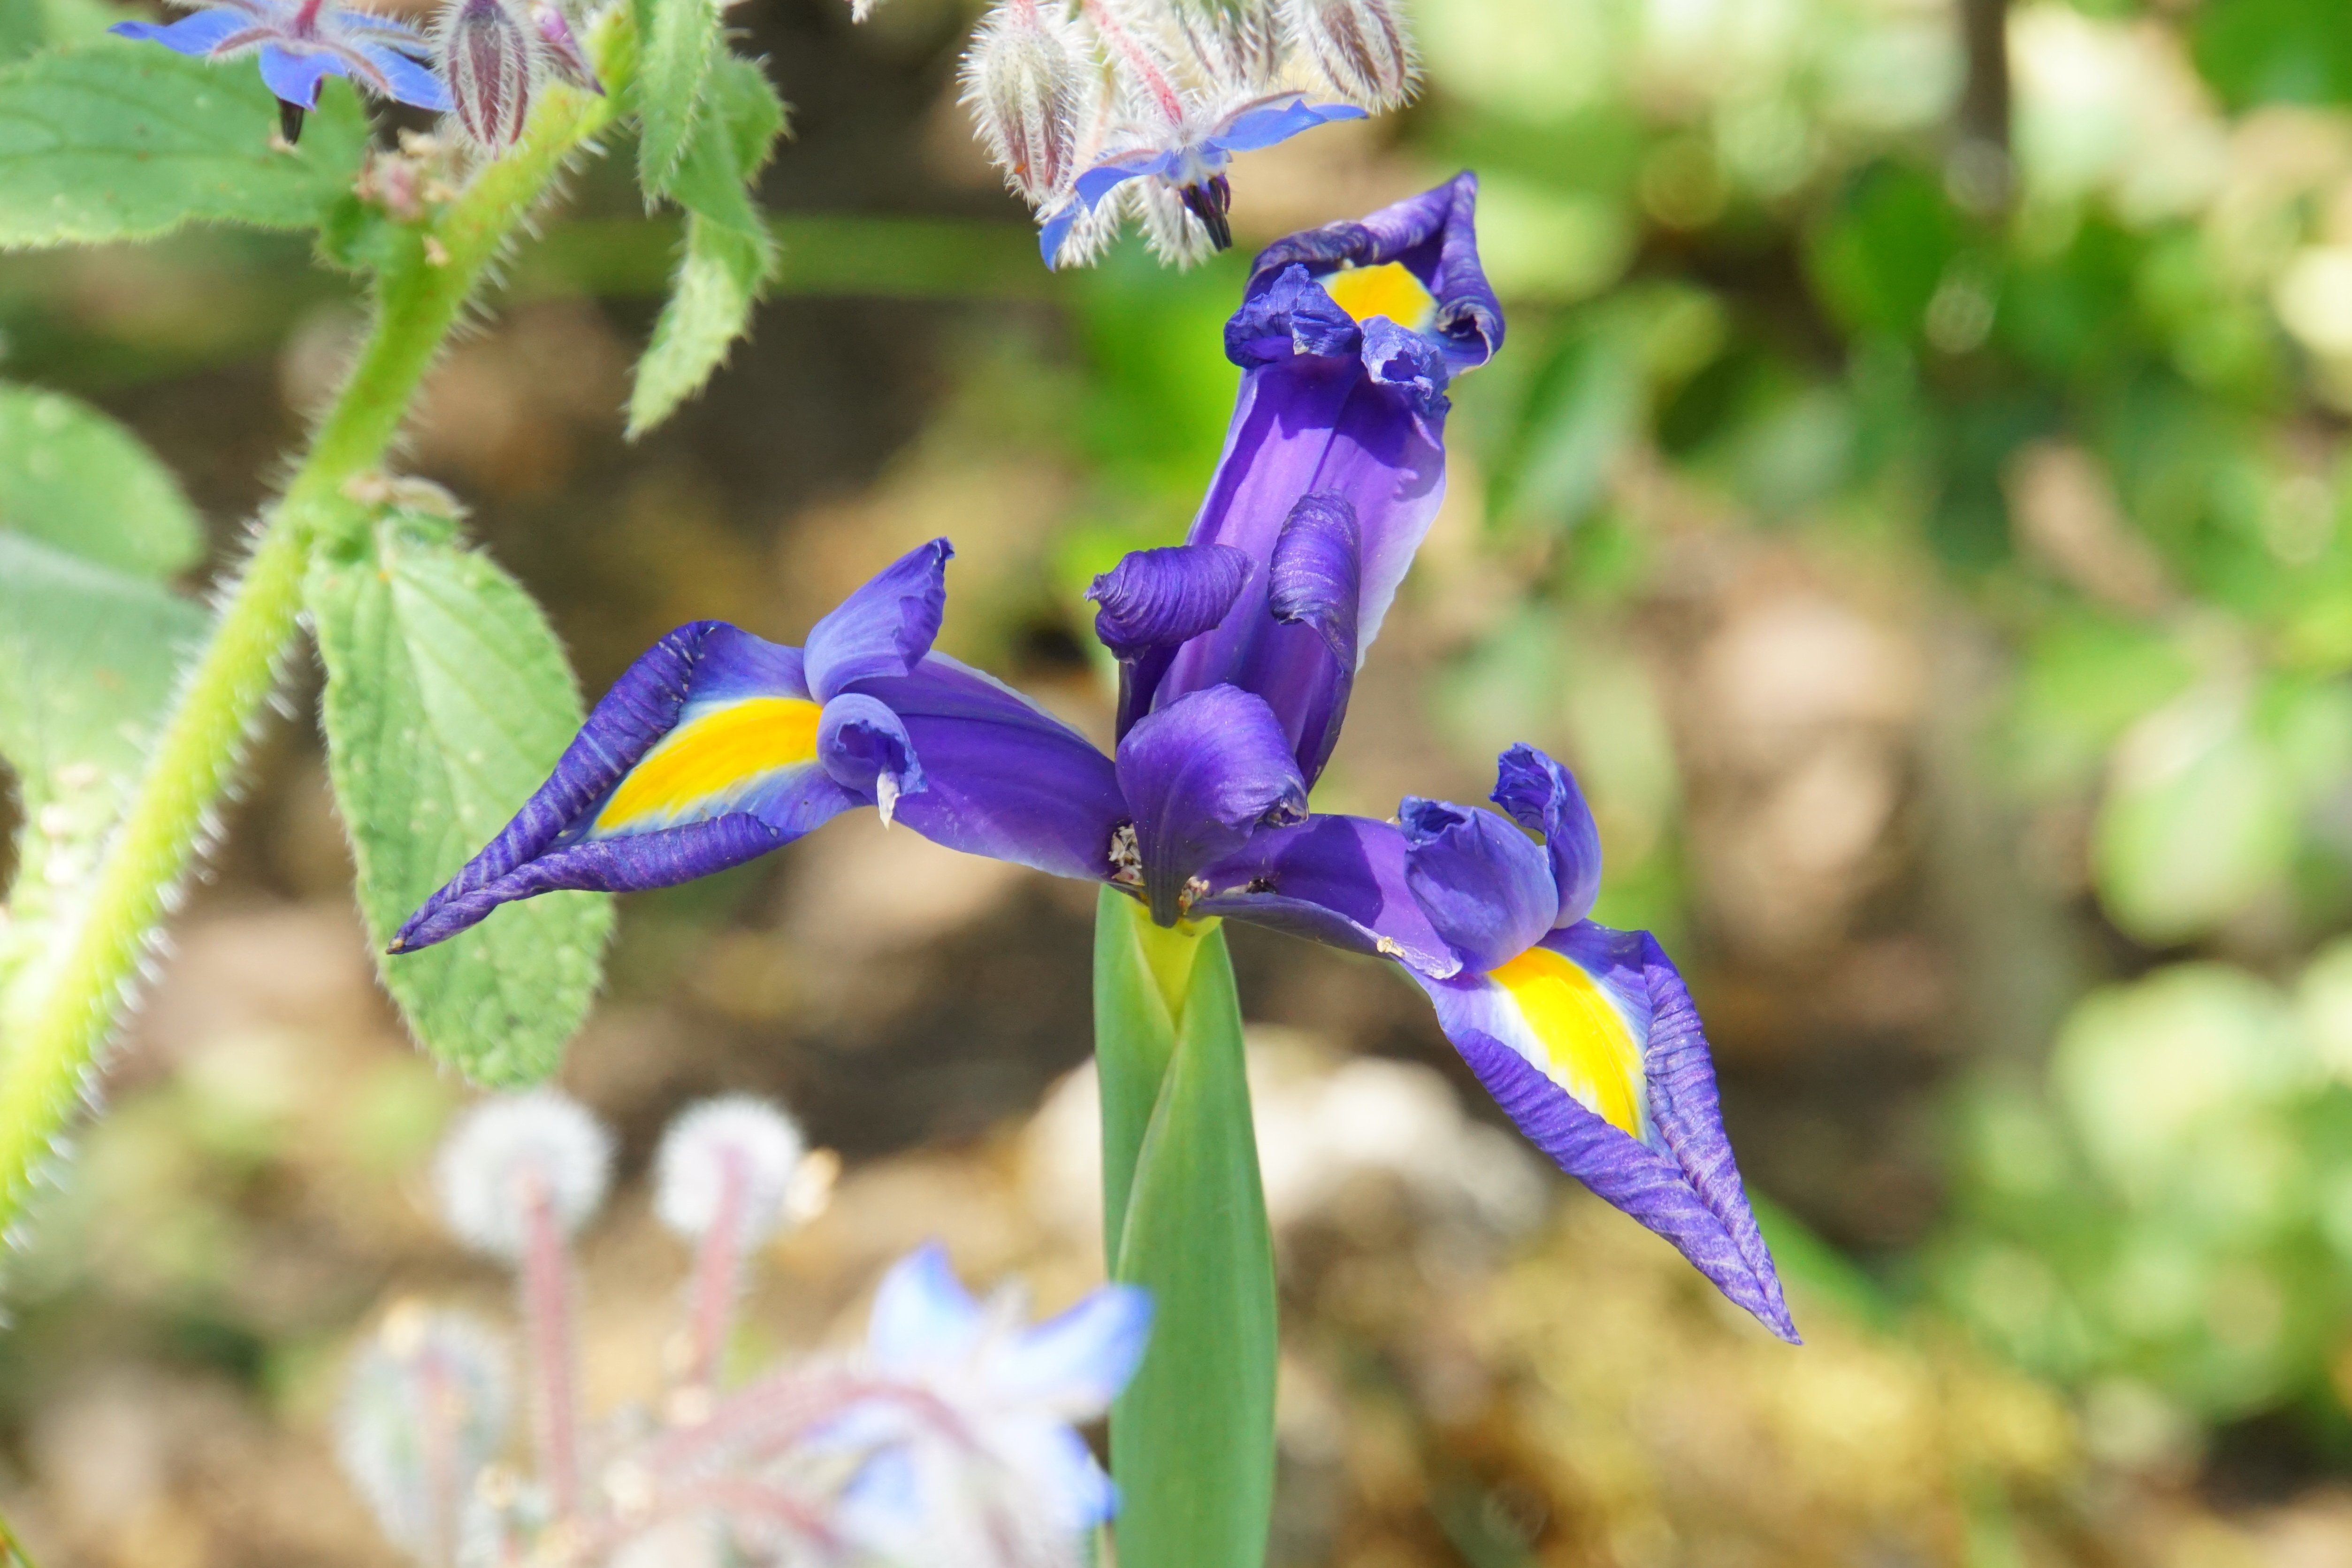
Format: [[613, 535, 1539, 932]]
[[112, 0, 449, 142]]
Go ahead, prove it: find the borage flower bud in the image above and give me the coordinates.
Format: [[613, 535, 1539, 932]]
[[532, 0, 602, 94], [960, 0, 1089, 207], [439, 0, 535, 153], [337, 1303, 511, 1566], [435, 1091, 612, 1257], [655, 1096, 808, 1248], [1283, 0, 1417, 111]]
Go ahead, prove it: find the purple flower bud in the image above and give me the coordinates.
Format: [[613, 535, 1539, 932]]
[[439, 0, 535, 152], [532, 1, 602, 94], [1283, 0, 1416, 111], [960, 0, 1088, 206]]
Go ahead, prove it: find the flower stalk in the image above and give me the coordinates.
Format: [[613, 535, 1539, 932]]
[[0, 10, 633, 1250]]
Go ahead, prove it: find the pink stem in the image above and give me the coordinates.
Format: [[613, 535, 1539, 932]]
[[680, 1149, 750, 1393], [417, 1349, 458, 1568], [519, 1177, 584, 1520]]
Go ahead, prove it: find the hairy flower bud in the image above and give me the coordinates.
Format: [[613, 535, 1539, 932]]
[[960, 0, 1089, 207], [440, 0, 535, 152], [654, 1096, 809, 1248], [1282, 0, 1415, 111], [435, 1091, 612, 1257], [532, 1, 602, 94], [337, 1303, 511, 1565]]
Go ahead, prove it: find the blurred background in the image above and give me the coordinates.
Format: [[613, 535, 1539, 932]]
[[11, 0, 2352, 1560]]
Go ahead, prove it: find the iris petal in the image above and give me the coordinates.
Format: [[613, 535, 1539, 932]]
[[1492, 743, 1603, 928], [803, 538, 952, 701], [818, 692, 926, 823], [1398, 798, 1557, 973], [1191, 813, 1460, 978], [1115, 686, 1306, 926], [1416, 923, 1798, 1342]]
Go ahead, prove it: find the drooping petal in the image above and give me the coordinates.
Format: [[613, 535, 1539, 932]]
[[1207, 92, 1367, 154], [1491, 742, 1602, 928], [257, 41, 344, 106], [1397, 797, 1556, 973], [1037, 148, 1176, 266], [1191, 813, 1459, 978], [392, 623, 854, 951], [818, 692, 926, 825], [804, 538, 953, 702], [108, 9, 252, 55], [855, 653, 1128, 884], [1090, 543, 1254, 737], [988, 1282, 1152, 1422], [354, 37, 453, 109], [1115, 686, 1306, 926], [1415, 923, 1797, 1342], [1233, 492, 1359, 780], [868, 1243, 985, 1372]]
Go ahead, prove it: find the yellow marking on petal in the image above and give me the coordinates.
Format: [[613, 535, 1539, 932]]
[[593, 697, 822, 835], [1320, 261, 1436, 332], [1490, 946, 1648, 1137]]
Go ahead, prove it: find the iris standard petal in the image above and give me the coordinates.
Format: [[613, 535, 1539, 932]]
[[987, 1282, 1152, 1421], [1209, 94, 1368, 154], [855, 653, 1128, 884], [868, 1243, 985, 1371], [1492, 743, 1603, 929], [1416, 923, 1797, 1342], [393, 623, 854, 951], [818, 692, 926, 823], [109, 8, 250, 54], [1190, 813, 1460, 978], [803, 538, 952, 702], [1397, 798, 1557, 973], [1115, 686, 1307, 926], [256, 43, 342, 107], [1236, 492, 1360, 780], [1090, 542, 1254, 738]]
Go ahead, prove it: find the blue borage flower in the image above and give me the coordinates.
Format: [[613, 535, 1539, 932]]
[[396, 177, 1796, 1341], [112, 0, 449, 144]]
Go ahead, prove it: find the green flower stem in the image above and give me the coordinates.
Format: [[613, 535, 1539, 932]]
[[0, 31, 632, 1242]]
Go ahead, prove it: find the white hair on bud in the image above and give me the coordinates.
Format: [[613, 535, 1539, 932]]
[[653, 1096, 808, 1246], [440, 0, 539, 153], [960, 0, 1092, 207], [1282, 0, 1416, 110], [435, 1091, 612, 1257], [336, 1304, 511, 1563]]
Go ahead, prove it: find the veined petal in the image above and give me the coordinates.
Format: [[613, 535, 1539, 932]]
[[1398, 797, 1556, 973], [1191, 813, 1459, 977], [109, 8, 251, 54], [1115, 686, 1306, 926], [1239, 492, 1359, 780], [988, 1283, 1152, 1422], [1416, 923, 1797, 1342], [855, 653, 1128, 884], [1090, 543, 1253, 736], [393, 623, 852, 951], [1492, 743, 1602, 928], [1209, 93, 1367, 154], [869, 1243, 985, 1372], [804, 538, 952, 701], [818, 692, 926, 824], [257, 41, 344, 107]]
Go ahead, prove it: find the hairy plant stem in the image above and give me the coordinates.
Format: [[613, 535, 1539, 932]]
[[0, 26, 632, 1245]]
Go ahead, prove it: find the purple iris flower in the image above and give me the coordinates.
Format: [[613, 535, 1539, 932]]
[[390, 539, 1125, 953], [1037, 91, 1367, 266], [112, 0, 450, 143]]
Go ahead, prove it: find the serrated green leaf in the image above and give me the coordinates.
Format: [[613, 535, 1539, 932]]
[[634, 0, 721, 198], [1094, 890, 1277, 1568], [309, 513, 612, 1086], [0, 44, 370, 250], [626, 56, 782, 438], [0, 382, 204, 577], [626, 214, 774, 438], [0, 532, 205, 995]]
